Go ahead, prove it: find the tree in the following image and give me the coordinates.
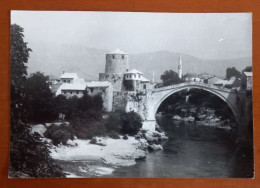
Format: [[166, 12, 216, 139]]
[[242, 66, 252, 73], [54, 94, 68, 120], [226, 67, 242, 79], [24, 72, 57, 123], [160, 70, 183, 86], [120, 111, 143, 135], [9, 24, 65, 177]]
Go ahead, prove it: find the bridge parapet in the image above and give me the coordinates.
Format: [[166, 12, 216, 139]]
[[153, 82, 235, 93]]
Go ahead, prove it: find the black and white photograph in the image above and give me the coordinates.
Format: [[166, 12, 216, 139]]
[[9, 11, 253, 178]]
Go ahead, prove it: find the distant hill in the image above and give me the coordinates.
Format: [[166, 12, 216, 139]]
[[27, 42, 252, 82]]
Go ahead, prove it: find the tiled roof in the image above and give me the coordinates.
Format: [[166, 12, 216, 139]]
[[140, 77, 150, 82], [86, 81, 111, 87], [60, 82, 87, 91], [125, 69, 144, 75], [244, 71, 252, 77], [59, 81, 111, 91], [109, 49, 127, 55], [60, 73, 79, 79], [214, 77, 236, 85]]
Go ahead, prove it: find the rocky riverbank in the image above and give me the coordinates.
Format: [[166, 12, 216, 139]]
[[31, 124, 168, 177]]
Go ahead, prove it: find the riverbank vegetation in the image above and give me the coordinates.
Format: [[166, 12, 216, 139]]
[[10, 24, 143, 178], [10, 24, 65, 178]]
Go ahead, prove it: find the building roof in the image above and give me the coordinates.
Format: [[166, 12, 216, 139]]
[[109, 49, 127, 55], [125, 69, 144, 75], [60, 73, 79, 79], [59, 81, 111, 91], [60, 82, 87, 91], [214, 77, 236, 85], [244, 71, 252, 77], [50, 83, 62, 93], [140, 76, 150, 82], [86, 81, 111, 88]]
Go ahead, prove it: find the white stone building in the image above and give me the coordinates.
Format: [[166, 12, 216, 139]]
[[55, 72, 113, 111]]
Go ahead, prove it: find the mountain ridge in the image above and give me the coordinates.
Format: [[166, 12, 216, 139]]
[[27, 43, 252, 82]]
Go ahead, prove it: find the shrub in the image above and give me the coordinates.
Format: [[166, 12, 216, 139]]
[[44, 123, 74, 146], [108, 131, 120, 139], [120, 111, 143, 136], [104, 112, 122, 133], [104, 110, 143, 136], [69, 117, 106, 139]]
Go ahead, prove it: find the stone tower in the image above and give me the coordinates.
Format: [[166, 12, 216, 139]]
[[99, 49, 129, 91], [178, 55, 182, 79], [105, 49, 129, 74]]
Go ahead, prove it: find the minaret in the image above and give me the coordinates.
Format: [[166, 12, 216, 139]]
[[178, 55, 182, 79], [152, 70, 155, 83]]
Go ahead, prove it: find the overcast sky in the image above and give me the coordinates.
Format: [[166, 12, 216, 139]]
[[11, 11, 252, 60]]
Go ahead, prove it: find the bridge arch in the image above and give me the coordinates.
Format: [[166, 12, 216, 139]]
[[144, 83, 239, 127], [155, 86, 237, 119]]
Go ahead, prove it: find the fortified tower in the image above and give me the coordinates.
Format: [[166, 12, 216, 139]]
[[99, 49, 129, 91], [105, 49, 129, 74]]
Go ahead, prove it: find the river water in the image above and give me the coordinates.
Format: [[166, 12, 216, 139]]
[[104, 117, 254, 178]]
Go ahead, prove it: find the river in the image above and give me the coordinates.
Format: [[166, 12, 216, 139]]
[[56, 116, 253, 178], [104, 117, 254, 178]]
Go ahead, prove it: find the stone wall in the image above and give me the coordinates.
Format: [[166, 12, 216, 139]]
[[87, 85, 113, 112], [112, 91, 150, 120], [99, 73, 123, 91]]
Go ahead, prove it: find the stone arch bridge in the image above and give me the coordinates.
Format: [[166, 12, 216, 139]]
[[135, 82, 250, 131]]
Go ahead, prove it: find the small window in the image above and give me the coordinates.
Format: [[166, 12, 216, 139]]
[[67, 80, 70, 83], [90, 88, 93, 92], [134, 74, 136, 78], [64, 91, 67, 94], [122, 55, 124, 59], [143, 85, 146, 89], [70, 91, 72, 94], [76, 91, 79, 94], [112, 55, 115, 59], [139, 75, 141, 78], [63, 80, 66, 83]]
